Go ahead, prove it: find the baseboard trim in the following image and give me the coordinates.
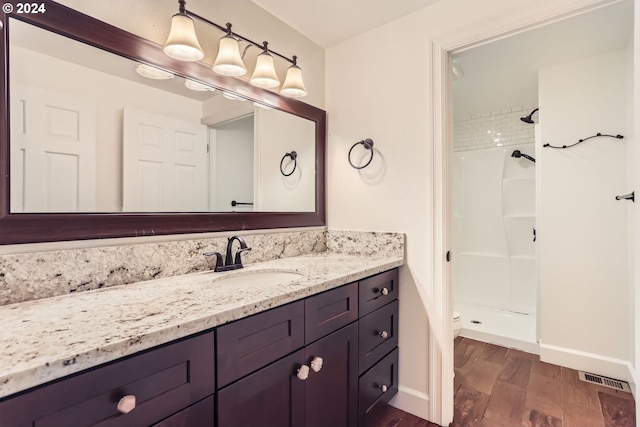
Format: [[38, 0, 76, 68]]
[[540, 343, 634, 383], [389, 385, 430, 421]]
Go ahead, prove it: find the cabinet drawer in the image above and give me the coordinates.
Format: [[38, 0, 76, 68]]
[[152, 395, 214, 427], [217, 300, 304, 388], [359, 300, 399, 374], [305, 282, 358, 344], [0, 332, 215, 427], [358, 348, 398, 427], [358, 269, 399, 316]]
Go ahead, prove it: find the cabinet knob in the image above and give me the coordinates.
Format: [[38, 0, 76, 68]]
[[380, 287, 389, 296], [117, 395, 136, 414], [377, 330, 389, 339], [296, 364, 310, 381], [310, 356, 324, 373], [379, 384, 388, 393]]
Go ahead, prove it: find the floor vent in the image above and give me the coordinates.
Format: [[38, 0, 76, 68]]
[[578, 371, 631, 392]]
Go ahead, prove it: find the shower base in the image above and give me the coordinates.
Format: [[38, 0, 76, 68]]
[[455, 302, 539, 354]]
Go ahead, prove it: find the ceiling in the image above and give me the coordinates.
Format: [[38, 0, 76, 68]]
[[251, 0, 442, 48], [452, 0, 634, 117], [251, 0, 633, 118]]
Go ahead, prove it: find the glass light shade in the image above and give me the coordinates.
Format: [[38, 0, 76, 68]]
[[135, 64, 174, 80], [184, 79, 215, 91], [163, 13, 205, 61], [212, 35, 246, 76], [280, 64, 307, 97], [250, 52, 280, 88]]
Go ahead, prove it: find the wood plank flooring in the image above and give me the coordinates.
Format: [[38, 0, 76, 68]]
[[370, 338, 636, 427], [453, 337, 636, 427]]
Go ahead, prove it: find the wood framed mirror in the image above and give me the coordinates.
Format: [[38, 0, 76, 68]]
[[0, 0, 326, 245]]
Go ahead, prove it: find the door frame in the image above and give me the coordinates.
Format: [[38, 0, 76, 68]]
[[427, 0, 618, 424]]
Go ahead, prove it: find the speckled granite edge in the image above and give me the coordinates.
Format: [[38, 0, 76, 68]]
[[0, 230, 327, 305], [0, 252, 404, 399], [326, 230, 405, 258]]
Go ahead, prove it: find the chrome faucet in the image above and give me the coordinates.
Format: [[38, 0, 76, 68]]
[[204, 236, 251, 272]]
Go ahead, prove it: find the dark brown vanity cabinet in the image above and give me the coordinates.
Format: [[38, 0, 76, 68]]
[[358, 269, 400, 427], [217, 282, 359, 427], [0, 332, 215, 427], [0, 268, 399, 427]]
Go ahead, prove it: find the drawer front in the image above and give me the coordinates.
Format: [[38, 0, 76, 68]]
[[152, 396, 214, 427], [0, 332, 215, 427], [305, 282, 358, 344], [358, 348, 399, 427], [358, 269, 399, 316], [217, 300, 304, 388], [359, 300, 399, 374]]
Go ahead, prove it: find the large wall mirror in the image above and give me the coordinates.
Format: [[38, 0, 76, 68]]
[[0, 1, 326, 244]]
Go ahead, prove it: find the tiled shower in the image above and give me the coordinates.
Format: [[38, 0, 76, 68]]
[[453, 105, 538, 353]]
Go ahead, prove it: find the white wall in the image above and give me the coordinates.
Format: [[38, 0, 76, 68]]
[[634, 0, 640, 409], [538, 49, 631, 378]]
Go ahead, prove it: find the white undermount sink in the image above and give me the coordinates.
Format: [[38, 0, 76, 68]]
[[208, 270, 303, 287]]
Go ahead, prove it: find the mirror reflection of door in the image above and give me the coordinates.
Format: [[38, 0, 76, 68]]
[[10, 84, 97, 213], [209, 116, 255, 212], [122, 108, 208, 212]]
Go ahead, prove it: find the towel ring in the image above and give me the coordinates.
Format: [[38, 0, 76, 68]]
[[280, 151, 297, 176], [348, 138, 374, 169]]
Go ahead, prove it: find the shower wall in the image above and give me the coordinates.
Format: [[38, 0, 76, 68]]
[[453, 106, 536, 315]]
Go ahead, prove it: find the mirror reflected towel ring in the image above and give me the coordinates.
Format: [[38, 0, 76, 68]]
[[348, 138, 374, 169], [280, 151, 298, 176]]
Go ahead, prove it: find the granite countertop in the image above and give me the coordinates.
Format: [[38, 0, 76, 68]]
[[0, 252, 403, 399]]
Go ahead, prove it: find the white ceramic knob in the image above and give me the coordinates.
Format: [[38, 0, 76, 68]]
[[380, 384, 388, 393], [297, 364, 310, 380], [310, 356, 324, 373], [381, 287, 389, 296], [117, 395, 136, 414], [378, 330, 389, 339]]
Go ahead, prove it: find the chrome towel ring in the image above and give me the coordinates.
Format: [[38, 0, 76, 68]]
[[280, 151, 297, 176], [348, 138, 374, 169]]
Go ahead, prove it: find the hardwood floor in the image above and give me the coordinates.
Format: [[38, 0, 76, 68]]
[[453, 337, 636, 427], [370, 337, 636, 427]]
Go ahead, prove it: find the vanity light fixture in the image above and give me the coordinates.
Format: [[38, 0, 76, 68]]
[[184, 79, 216, 91], [135, 63, 174, 80], [163, 0, 307, 97]]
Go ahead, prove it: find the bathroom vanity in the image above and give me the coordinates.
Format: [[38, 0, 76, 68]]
[[0, 253, 401, 427]]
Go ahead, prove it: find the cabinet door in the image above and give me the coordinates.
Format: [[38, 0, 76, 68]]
[[305, 322, 358, 427], [151, 396, 214, 427], [217, 349, 306, 427]]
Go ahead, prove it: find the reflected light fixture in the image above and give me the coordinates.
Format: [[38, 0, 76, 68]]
[[222, 91, 246, 101], [184, 79, 216, 91], [163, 0, 307, 97], [135, 63, 174, 80]]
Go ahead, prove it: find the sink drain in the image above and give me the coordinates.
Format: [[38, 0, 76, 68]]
[[470, 320, 482, 324]]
